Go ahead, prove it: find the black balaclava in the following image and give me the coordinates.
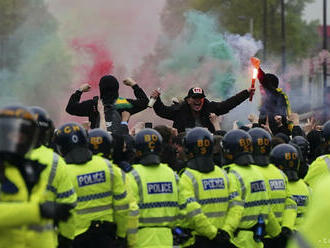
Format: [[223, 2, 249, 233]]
[[99, 75, 119, 104]]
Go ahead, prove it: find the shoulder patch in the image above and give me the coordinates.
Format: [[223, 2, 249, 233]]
[[292, 195, 308, 206], [250, 180, 266, 193], [202, 178, 225, 190], [269, 179, 285, 191], [147, 182, 173, 194], [77, 171, 106, 187]]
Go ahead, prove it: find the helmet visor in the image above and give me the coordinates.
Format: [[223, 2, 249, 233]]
[[0, 117, 37, 157]]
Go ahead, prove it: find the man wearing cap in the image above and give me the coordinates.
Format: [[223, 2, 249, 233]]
[[150, 86, 253, 133], [65, 75, 149, 133]]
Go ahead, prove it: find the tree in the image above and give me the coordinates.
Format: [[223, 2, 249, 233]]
[[160, 0, 320, 62]]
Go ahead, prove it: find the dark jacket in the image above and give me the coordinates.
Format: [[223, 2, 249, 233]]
[[65, 84, 149, 129], [258, 68, 291, 135], [153, 90, 249, 133]]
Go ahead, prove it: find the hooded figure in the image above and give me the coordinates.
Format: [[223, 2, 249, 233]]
[[258, 69, 291, 135], [66, 74, 149, 134], [99, 75, 119, 104]]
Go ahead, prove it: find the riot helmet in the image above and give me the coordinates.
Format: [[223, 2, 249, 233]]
[[270, 144, 300, 181], [29, 106, 54, 147], [222, 129, 254, 166], [88, 128, 113, 159], [134, 128, 162, 165], [54, 122, 92, 164], [0, 105, 38, 159], [184, 127, 214, 172], [248, 128, 272, 166]]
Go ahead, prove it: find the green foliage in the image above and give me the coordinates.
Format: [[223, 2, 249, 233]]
[[161, 0, 320, 62]]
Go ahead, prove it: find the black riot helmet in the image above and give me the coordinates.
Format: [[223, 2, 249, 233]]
[[289, 136, 309, 164], [134, 128, 162, 165], [0, 105, 38, 159], [88, 128, 113, 159], [29, 106, 54, 148], [270, 144, 300, 181], [184, 127, 214, 173], [248, 128, 272, 166], [222, 129, 254, 166], [54, 122, 92, 164]]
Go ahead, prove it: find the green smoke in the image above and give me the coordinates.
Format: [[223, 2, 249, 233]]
[[158, 10, 239, 98]]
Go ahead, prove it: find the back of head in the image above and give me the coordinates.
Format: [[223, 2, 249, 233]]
[[54, 122, 92, 164], [88, 128, 113, 159], [222, 129, 254, 166], [248, 127, 272, 166], [99, 75, 119, 103], [154, 125, 172, 144], [135, 128, 162, 166], [270, 144, 300, 181], [306, 129, 324, 162], [263, 73, 279, 91], [184, 127, 214, 173], [0, 105, 38, 161], [29, 106, 54, 148], [275, 132, 290, 143]]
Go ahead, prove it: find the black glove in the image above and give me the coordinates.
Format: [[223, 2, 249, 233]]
[[40, 202, 74, 222], [113, 236, 127, 248], [213, 229, 236, 247], [57, 234, 73, 248], [272, 227, 292, 248]]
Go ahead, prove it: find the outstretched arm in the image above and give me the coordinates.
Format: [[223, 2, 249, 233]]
[[208, 89, 250, 115]]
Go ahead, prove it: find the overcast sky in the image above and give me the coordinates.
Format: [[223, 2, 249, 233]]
[[303, 0, 329, 23]]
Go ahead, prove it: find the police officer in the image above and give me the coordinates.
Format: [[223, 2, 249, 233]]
[[249, 128, 297, 247], [270, 144, 310, 230], [127, 128, 179, 248], [223, 129, 281, 248], [178, 127, 243, 247], [28, 106, 77, 248], [0, 105, 72, 248], [287, 174, 330, 248], [304, 120, 330, 189], [88, 128, 139, 247], [54, 122, 129, 248]]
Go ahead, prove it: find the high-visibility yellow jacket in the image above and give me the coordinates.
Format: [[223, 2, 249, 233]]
[[227, 163, 281, 248], [0, 162, 50, 248], [111, 159, 139, 248], [287, 175, 330, 248], [254, 164, 297, 230], [67, 155, 129, 238], [304, 154, 330, 189], [287, 179, 310, 230], [178, 166, 244, 240], [29, 145, 77, 243], [128, 163, 179, 248], [0, 202, 42, 227]]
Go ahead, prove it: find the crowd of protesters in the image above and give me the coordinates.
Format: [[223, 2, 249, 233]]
[[1, 64, 330, 248]]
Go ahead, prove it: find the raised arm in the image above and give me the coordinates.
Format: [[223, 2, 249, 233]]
[[65, 84, 94, 116], [152, 89, 177, 121]]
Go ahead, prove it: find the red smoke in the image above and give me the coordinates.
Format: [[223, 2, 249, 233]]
[[71, 38, 114, 98]]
